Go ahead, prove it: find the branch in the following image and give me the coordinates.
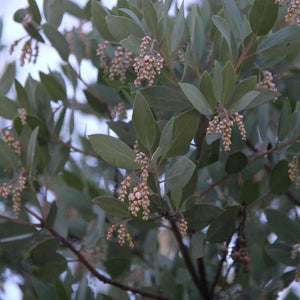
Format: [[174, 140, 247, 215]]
[[234, 35, 257, 71], [197, 258, 211, 298], [48, 227, 170, 300], [0, 214, 42, 227], [166, 215, 211, 300]]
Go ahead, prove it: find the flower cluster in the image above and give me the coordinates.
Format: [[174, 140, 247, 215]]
[[96, 40, 110, 73], [258, 70, 277, 92], [282, 0, 300, 26], [288, 155, 299, 183], [107, 223, 134, 248], [18, 108, 27, 125], [1, 130, 21, 156], [177, 215, 188, 237], [0, 172, 26, 218], [207, 110, 246, 151], [111, 102, 127, 121], [133, 36, 164, 87], [109, 46, 132, 83]]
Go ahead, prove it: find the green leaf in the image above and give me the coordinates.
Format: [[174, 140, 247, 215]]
[[212, 16, 231, 50], [0, 63, 16, 95], [199, 71, 217, 111], [91, 1, 114, 40], [171, 1, 185, 52], [184, 204, 224, 226], [43, 0, 64, 28], [142, 0, 158, 36], [191, 231, 206, 259], [89, 134, 139, 170], [0, 140, 19, 169], [93, 196, 129, 218], [0, 96, 18, 119], [40, 72, 66, 102], [266, 209, 300, 244], [226, 76, 257, 109], [105, 258, 131, 279], [43, 24, 69, 61], [139, 86, 192, 112], [106, 16, 144, 41], [225, 152, 248, 174], [132, 92, 157, 150], [107, 121, 136, 147], [265, 243, 300, 266], [165, 157, 196, 191], [45, 202, 57, 229], [228, 91, 260, 112], [206, 205, 239, 243], [223, 0, 244, 39], [221, 61, 235, 106], [163, 110, 200, 158], [64, 0, 85, 19], [179, 83, 212, 115], [249, 0, 278, 36], [269, 160, 291, 195], [27, 127, 39, 176], [278, 99, 292, 141], [190, 6, 205, 61], [120, 35, 141, 56], [258, 25, 300, 58], [213, 61, 223, 103], [28, 0, 42, 24], [14, 80, 31, 112], [30, 238, 59, 266], [245, 88, 279, 110], [55, 187, 93, 220], [239, 179, 259, 204]]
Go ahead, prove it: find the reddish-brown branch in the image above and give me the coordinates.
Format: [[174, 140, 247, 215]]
[[234, 35, 257, 71]]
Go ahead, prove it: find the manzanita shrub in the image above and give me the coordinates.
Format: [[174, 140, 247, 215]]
[[1, 0, 300, 299]]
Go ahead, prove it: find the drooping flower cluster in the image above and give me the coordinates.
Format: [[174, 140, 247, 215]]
[[96, 40, 110, 73], [177, 215, 188, 237], [0, 172, 26, 218], [1, 130, 21, 156], [107, 222, 134, 248], [18, 108, 27, 125], [288, 155, 299, 183], [111, 102, 127, 121], [96, 41, 132, 83], [109, 46, 132, 83], [133, 36, 164, 87], [231, 236, 251, 274], [207, 110, 246, 151]]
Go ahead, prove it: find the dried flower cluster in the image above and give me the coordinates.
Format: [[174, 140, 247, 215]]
[[207, 110, 246, 151], [177, 50, 185, 64], [111, 102, 127, 121], [109, 46, 132, 83], [177, 215, 188, 237], [288, 155, 299, 183], [231, 236, 251, 274], [133, 36, 164, 87], [291, 244, 300, 259], [0, 172, 26, 218], [96, 40, 110, 73], [18, 108, 27, 125], [10, 37, 39, 67], [1, 130, 21, 156], [276, 0, 300, 26], [107, 223, 134, 248]]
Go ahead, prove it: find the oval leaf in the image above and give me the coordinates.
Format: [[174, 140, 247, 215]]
[[93, 196, 129, 218]]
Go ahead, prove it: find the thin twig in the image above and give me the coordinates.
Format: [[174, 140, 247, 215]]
[[234, 35, 257, 71], [0, 214, 41, 227], [166, 215, 211, 299]]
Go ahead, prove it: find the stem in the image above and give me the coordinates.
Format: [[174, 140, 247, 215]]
[[167, 215, 211, 299], [48, 227, 169, 300], [234, 35, 257, 71], [197, 258, 211, 299]]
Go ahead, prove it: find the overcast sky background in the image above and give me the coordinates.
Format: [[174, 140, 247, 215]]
[[0, 0, 298, 299]]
